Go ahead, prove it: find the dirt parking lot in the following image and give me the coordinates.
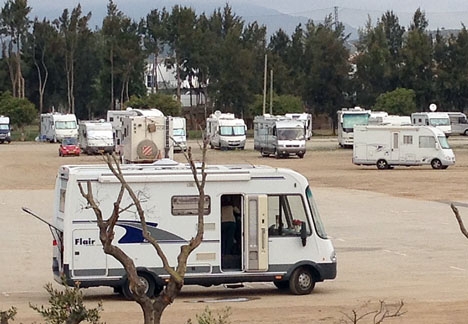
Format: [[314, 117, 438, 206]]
[[1, 137, 468, 323]]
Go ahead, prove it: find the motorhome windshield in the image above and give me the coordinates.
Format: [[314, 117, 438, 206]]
[[55, 121, 77, 129], [438, 136, 450, 149], [306, 186, 327, 239], [0, 124, 9, 130], [342, 114, 369, 132], [429, 118, 450, 126], [173, 128, 186, 136], [219, 126, 245, 136], [277, 128, 305, 140]]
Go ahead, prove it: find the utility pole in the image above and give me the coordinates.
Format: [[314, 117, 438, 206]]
[[262, 54, 267, 115], [334, 6, 339, 30]]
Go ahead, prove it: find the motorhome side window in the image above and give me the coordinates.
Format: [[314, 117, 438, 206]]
[[267, 194, 311, 237], [419, 136, 436, 148], [403, 135, 413, 145], [59, 188, 66, 213], [171, 195, 211, 216]]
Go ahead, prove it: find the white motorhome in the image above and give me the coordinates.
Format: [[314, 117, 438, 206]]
[[337, 107, 371, 147], [78, 121, 114, 154], [285, 113, 313, 140], [107, 108, 164, 154], [40, 113, 78, 142], [121, 115, 173, 163], [411, 112, 452, 136], [368, 112, 411, 126], [206, 111, 246, 150], [254, 114, 306, 158], [172, 117, 187, 152], [353, 124, 455, 169], [47, 161, 336, 297], [447, 112, 468, 135], [0, 115, 11, 144]]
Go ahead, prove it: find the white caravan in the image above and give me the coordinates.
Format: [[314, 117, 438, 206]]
[[254, 114, 306, 158], [121, 115, 173, 163], [411, 112, 452, 136], [107, 108, 164, 154], [368, 112, 411, 126], [206, 111, 246, 150], [285, 113, 313, 140], [78, 121, 114, 154], [46, 161, 336, 297], [337, 107, 371, 147], [40, 113, 78, 142], [0, 115, 11, 144], [353, 124, 455, 169], [447, 112, 468, 135], [172, 117, 187, 152]]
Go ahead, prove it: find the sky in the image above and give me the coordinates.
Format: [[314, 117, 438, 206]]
[[19, 0, 468, 30]]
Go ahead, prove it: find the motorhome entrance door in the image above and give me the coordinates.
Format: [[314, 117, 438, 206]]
[[244, 195, 269, 271], [391, 132, 400, 160]]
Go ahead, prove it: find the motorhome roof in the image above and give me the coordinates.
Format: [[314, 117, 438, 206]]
[[58, 163, 304, 184]]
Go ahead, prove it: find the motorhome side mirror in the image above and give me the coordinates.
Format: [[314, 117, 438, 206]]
[[300, 221, 307, 247]]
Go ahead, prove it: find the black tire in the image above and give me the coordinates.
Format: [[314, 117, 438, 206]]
[[431, 158, 443, 170], [122, 272, 156, 300], [289, 267, 315, 295], [273, 280, 289, 290], [376, 159, 389, 170], [274, 149, 280, 159], [297, 153, 304, 159], [261, 149, 269, 157]]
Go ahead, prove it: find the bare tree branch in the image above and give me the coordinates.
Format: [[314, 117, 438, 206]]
[[451, 203, 468, 239]]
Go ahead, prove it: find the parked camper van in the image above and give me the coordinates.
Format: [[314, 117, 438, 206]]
[[107, 108, 164, 154], [0, 115, 11, 144], [411, 112, 452, 136], [40, 113, 78, 142], [353, 124, 455, 169], [47, 161, 336, 297], [172, 117, 187, 152], [285, 113, 313, 140], [337, 107, 371, 147], [206, 111, 246, 150], [121, 115, 173, 163], [447, 112, 468, 135], [254, 114, 306, 158], [78, 121, 114, 154]]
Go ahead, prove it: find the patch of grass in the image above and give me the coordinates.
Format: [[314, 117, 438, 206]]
[[11, 124, 39, 142]]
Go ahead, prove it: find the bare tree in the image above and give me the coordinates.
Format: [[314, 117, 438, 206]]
[[451, 203, 468, 239], [78, 139, 208, 324], [340, 300, 405, 324]]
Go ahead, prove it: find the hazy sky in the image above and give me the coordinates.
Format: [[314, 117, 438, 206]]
[[21, 0, 468, 30]]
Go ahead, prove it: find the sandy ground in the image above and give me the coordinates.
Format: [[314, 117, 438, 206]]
[[1, 138, 468, 323]]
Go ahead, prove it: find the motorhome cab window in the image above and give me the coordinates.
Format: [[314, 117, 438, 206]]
[[403, 135, 413, 145], [419, 136, 436, 148], [171, 195, 211, 216], [438, 136, 450, 149], [277, 129, 304, 141], [267, 194, 311, 237], [306, 187, 328, 239]]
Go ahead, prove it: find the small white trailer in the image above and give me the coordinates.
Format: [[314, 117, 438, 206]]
[[206, 111, 246, 150], [41, 161, 336, 297], [78, 121, 114, 154], [353, 124, 455, 169], [107, 108, 164, 154], [254, 114, 306, 158], [121, 115, 173, 163], [40, 113, 78, 142]]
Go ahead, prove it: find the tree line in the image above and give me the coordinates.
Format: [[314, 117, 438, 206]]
[[1, 0, 468, 125]]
